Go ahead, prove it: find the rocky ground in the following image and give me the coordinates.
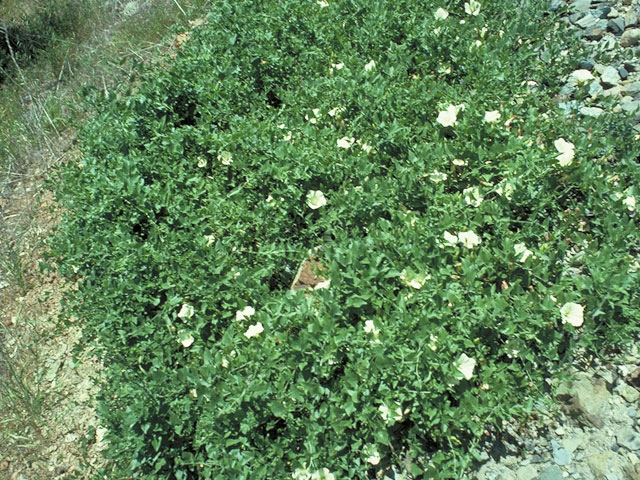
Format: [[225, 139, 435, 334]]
[[472, 0, 640, 479]]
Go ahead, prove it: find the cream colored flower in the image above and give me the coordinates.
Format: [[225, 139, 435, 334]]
[[400, 269, 430, 289], [366, 448, 381, 465], [623, 196, 636, 212], [560, 302, 584, 327], [178, 303, 195, 319], [235, 306, 256, 321], [458, 230, 481, 248], [437, 105, 459, 127], [454, 353, 476, 380], [364, 320, 380, 336], [429, 170, 448, 183], [428, 334, 438, 351], [244, 322, 264, 338], [337, 136, 355, 149], [317, 0, 329, 7], [465, 0, 481, 15], [570, 69, 594, 83], [218, 150, 233, 165], [452, 158, 467, 167], [221, 357, 229, 368], [306, 190, 327, 209], [331, 62, 344, 70], [463, 186, 483, 207], [364, 59, 376, 71], [197, 157, 207, 168], [495, 180, 515, 200], [443, 231, 459, 245], [554, 138, 575, 166], [514, 243, 533, 262], [434, 7, 449, 19], [205, 234, 216, 246], [179, 332, 195, 348], [484, 110, 501, 123], [328, 106, 345, 117]]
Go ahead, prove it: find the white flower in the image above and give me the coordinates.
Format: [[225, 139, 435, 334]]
[[560, 302, 584, 327], [179, 332, 195, 348], [623, 196, 636, 212], [317, 0, 329, 7], [428, 334, 438, 351], [484, 110, 501, 123], [570, 69, 594, 83], [218, 150, 233, 165], [443, 231, 459, 245], [328, 106, 344, 117], [306, 190, 327, 209], [244, 322, 264, 338], [514, 243, 533, 262], [454, 353, 476, 380], [235, 306, 256, 321], [437, 105, 459, 127], [366, 448, 381, 465], [474, 40, 482, 48], [283, 131, 293, 142], [189, 388, 198, 398], [465, 0, 481, 15], [495, 180, 515, 200], [178, 303, 195, 319], [434, 7, 449, 20], [331, 62, 344, 70], [458, 230, 481, 249], [429, 170, 448, 183], [197, 157, 207, 168], [379, 402, 403, 424], [361, 143, 373, 153], [463, 186, 483, 207], [554, 138, 575, 167], [400, 269, 430, 289], [364, 320, 380, 336], [364, 59, 376, 71], [337, 136, 355, 149], [452, 158, 467, 167], [221, 357, 229, 368]]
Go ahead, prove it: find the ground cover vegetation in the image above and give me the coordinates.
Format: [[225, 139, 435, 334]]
[[47, 0, 640, 478]]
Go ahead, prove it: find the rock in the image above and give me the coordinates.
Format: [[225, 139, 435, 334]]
[[616, 382, 640, 402], [622, 82, 640, 96], [476, 460, 517, 480], [552, 439, 572, 465], [570, 12, 587, 24], [580, 106, 604, 117], [595, 6, 611, 18], [577, 15, 599, 28], [584, 26, 605, 40], [558, 374, 610, 428], [607, 7, 619, 18], [571, 69, 595, 81], [608, 18, 625, 34], [579, 57, 596, 70], [600, 66, 621, 87], [627, 367, 640, 388], [625, 11, 639, 28], [618, 428, 640, 451], [621, 29, 640, 48], [514, 464, 537, 480], [588, 452, 613, 478], [549, 0, 565, 11], [623, 462, 640, 480], [598, 34, 617, 50], [619, 66, 629, 80], [571, 0, 591, 12], [562, 434, 586, 454], [539, 465, 564, 480]]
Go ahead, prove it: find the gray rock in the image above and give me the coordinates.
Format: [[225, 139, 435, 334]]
[[595, 6, 611, 18], [577, 15, 599, 28], [539, 465, 564, 480], [622, 81, 640, 96], [570, 12, 587, 24], [558, 374, 610, 428], [619, 66, 629, 80], [588, 452, 614, 479], [588, 81, 603, 96], [608, 18, 625, 34], [549, 0, 565, 11], [579, 57, 596, 70], [621, 28, 640, 47], [552, 439, 572, 465], [625, 11, 639, 28], [571, 0, 591, 12], [601, 66, 621, 87], [580, 106, 605, 117], [617, 427, 640, 451], [514, 464, 537, 480], [617, 382, 640, 402], [562, 434, 586, 454], [584, 26, 605, 39]]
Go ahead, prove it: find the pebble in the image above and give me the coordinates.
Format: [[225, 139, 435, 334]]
[[600, 66, 620, 87], [621, 28, 640, 47], [578, 57, 595, 70], [552, 440, 572, 465], [577, 15, 599, 28], [618, 66, 629, 80], [584, 26, 605, 39], [608, 18, 626, 33], [539, 465, 565, 480], [572, 0, 592, 12], [616, 383, 640, 403], [579, 106, 604, 116], [625, 11, 639, 28]]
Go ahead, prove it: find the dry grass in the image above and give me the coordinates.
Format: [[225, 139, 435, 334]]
[[0, 0, 210, 477]]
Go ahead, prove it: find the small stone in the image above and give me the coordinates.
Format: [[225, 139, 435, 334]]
[[624, 62, 637, 72], [580, 106, 604, 117], [607, 7, 619, 18], [625, 12, 639, 28], [571, 0, 591, 12], [562, 435, 585, 454], [598, 35, 617, 51], [570, 12, 587, 24], [608, 18, 625, 34], [596, 6, 611, 18], [529, 454, 545, 464], [619, 66, 629, 80], [617, 428, 640, 451], [571, 69, 595, 82], [539, 465, 564, 480], [515, 464, 537, 480], [612, 444, 621, 452], [579, 57, 596, 70], [616, 382, 640, 402], [622, 82, 640, 96], [552, 440, 572, 466], [600, 66, 621, 87], [577, 15, 599, 28], [628, 367, 640, 388], [603, 85, 623, 97], [621, 28, 640, 48], [584, 26, 605, 40], [549, 0, 564, 11]]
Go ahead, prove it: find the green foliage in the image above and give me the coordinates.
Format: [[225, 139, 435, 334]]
[[48, 0, 640, 478]]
